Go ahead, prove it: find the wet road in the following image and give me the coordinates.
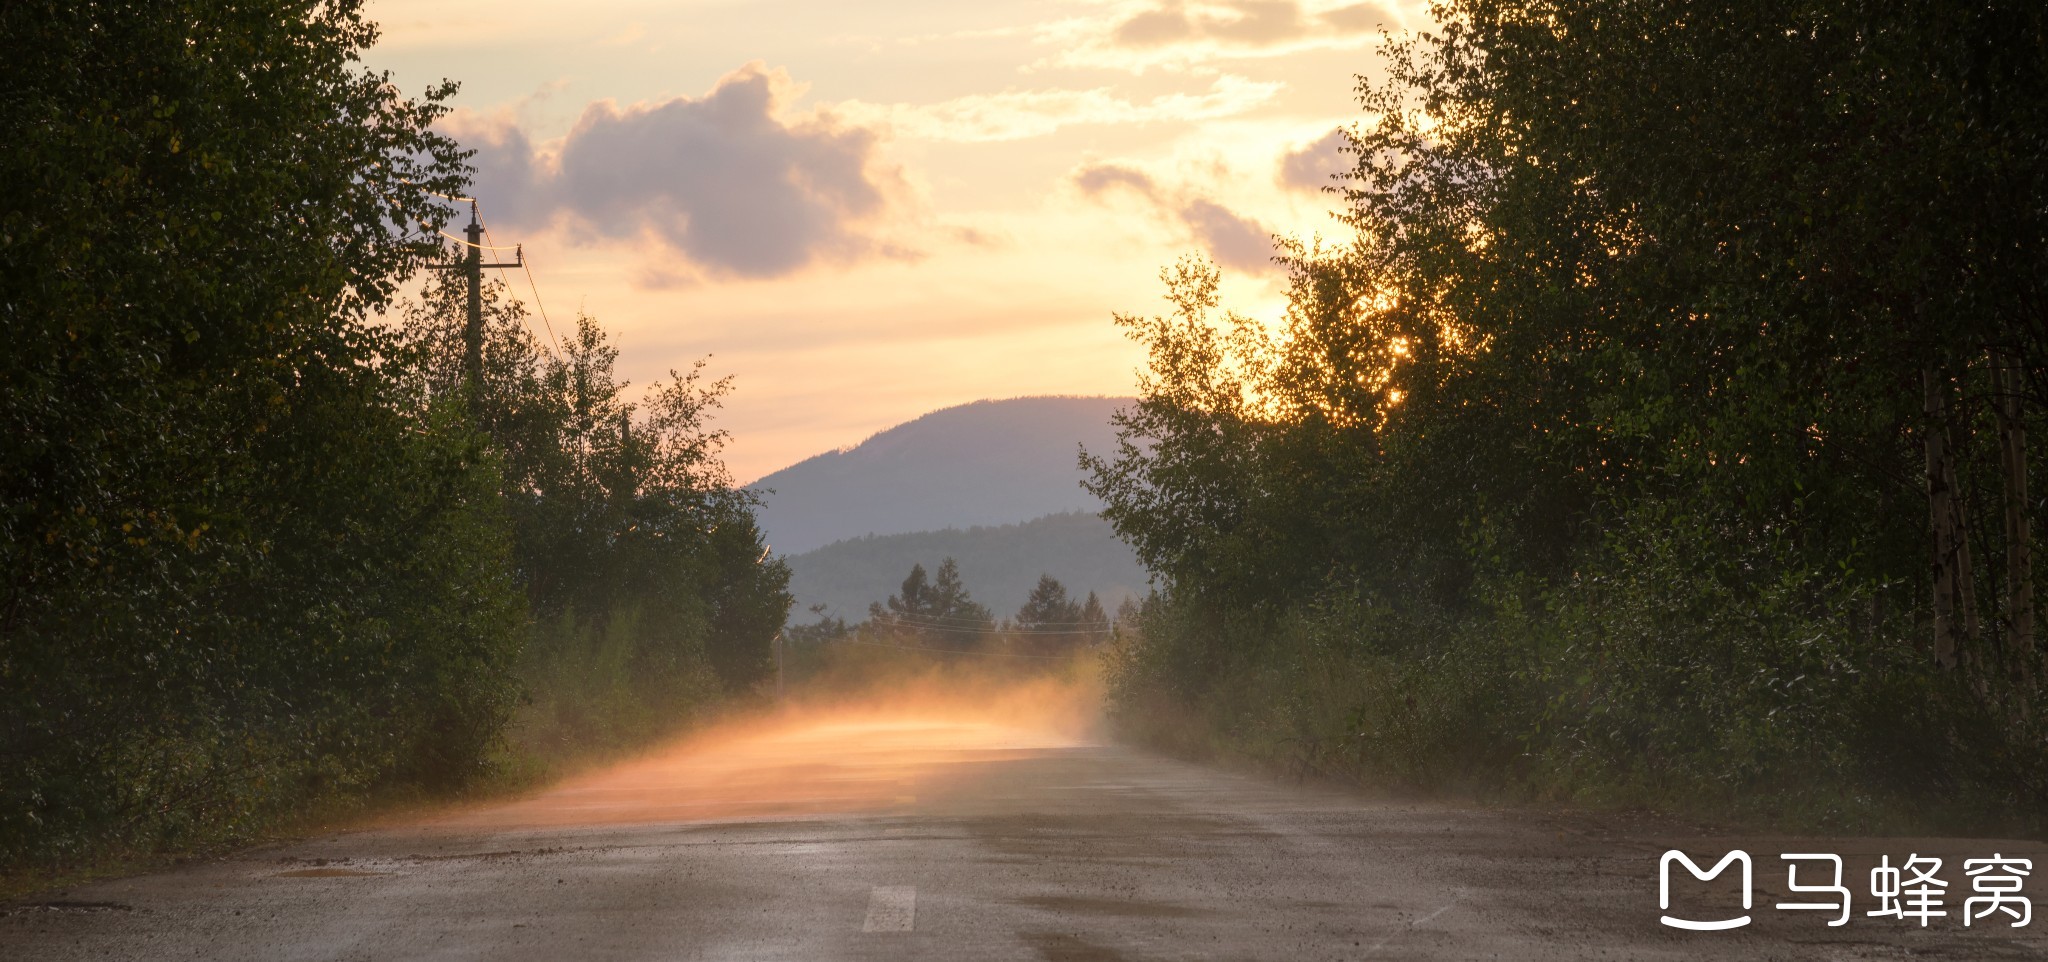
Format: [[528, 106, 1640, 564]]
[[3, 713, 2043, 960]]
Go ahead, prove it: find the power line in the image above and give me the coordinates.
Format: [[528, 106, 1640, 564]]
[[877, 611, 1117, 631], [437, 229, 520, 252], [472, 223, 545, 360], [428, 201, 523, 389], [487, 220, 563, 360], [867, 618, 1114, 636], [877, 609, 1113, 627]]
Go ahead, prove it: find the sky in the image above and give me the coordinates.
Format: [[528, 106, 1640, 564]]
[[362, 0, 1425, 483]]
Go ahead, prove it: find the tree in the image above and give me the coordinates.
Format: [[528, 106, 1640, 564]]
[[394, 272, 790, 705], [876, 563, 935, 621], [1016, 575, 1084, 631], [1087, 0, 2048, 819], [869, 557, 993, 649], [1014, 575, 1100, 654], [930, 558, 996, 635], [1080, 592, 1111, 638], [0, 0, 509, 858]]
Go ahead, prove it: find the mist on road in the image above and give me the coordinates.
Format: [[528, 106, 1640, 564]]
[[7, 662, 2044, 961], [436, 666, 1105, 832]]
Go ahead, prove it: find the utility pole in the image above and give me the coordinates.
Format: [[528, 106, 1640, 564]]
[[431, 201, 523, 392]]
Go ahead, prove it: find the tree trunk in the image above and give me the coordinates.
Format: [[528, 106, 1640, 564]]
[[1994, 349, 2036, 690], [1925, 368, 1963, 669], [1946, 450, 1981, 655]]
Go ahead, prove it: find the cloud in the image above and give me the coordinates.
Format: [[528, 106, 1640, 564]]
[[1044, 0, 1403, 72], [1320, 2, 1401, 32], [1072, 162, 1276, 272], [1073, 163, 1163, 196], [1278, 128, 1351, 192], [1179, 198, 1275, 271], [1113, 6, 1195, 45], [1201, 0, 1312, 44], [836, 75, 1282, 143], [447, 63, 911, 280]]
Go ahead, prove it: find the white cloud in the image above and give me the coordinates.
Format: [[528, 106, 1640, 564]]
[[1036, 0, 1406, 73], [1071, 161, 1279, 272], [1278, 127, 1352, 192], [835, 75, 1284, 143], [445, 62, 916, 281]]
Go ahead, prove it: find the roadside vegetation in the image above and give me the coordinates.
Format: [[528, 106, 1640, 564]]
[[777, 562, 1110, 731], [780, 511, 1147, 626], [786, 560, 1124, 675], [0, 0, 788, 873], [1089, 0, 2048, 832]]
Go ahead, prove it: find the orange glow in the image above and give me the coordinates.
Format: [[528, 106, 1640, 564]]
[[427, 667, 1102, 832]]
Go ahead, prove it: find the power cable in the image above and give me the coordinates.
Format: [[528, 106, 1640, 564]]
[[486, 220, 564, 360], [437, 229, 521, 252], [878, 612, 1116, 631], [866, 618, 1113, 636]]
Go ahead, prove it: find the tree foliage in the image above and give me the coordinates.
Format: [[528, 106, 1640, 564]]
[[391, 270, 790, 748], [1091, 0, 2048, 824], [0, 0, 788, 862], [868, 558, 995, 649], [0, 0, 504, 858]]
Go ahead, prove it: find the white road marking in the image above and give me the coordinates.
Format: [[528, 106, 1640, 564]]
[[1410, 900, 1457, 927], [862, 885, 916, 932], [1363, 890, 1463, 957]]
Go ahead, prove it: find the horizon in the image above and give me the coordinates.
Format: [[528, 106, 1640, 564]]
[[739, 392, 1136, 486]]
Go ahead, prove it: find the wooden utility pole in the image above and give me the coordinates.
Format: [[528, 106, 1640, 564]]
[[431, 201, 523, 392]]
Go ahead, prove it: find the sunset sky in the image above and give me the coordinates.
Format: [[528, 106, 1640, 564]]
[[362, 0, 1423, 482]]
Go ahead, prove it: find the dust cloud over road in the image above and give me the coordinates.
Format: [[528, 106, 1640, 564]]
[[437, 671, 1105, 831], [4, 670, 2044, 960]]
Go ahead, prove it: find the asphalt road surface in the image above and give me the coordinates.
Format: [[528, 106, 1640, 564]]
[[4, 708, 2044, 960]]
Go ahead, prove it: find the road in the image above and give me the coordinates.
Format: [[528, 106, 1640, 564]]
[[3, 703, 2043, 960]]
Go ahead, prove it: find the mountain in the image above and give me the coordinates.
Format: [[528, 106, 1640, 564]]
[[782, 512, 1150, 625], [747, 395, 1134, 555]]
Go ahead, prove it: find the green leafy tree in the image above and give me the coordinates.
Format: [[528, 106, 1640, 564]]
[[0, 0, 517, 858], [1089, 0, 2048, 823], [393, 267, 790, 727]]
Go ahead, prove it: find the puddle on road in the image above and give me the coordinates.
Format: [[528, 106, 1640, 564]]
[[428, 672, 1102, 831]]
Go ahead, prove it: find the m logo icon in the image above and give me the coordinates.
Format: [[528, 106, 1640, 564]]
[[1660, 849, 1753, 930]]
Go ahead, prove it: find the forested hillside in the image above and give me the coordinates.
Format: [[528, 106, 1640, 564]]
[[1092, 0, 2048, 829], [783, 511, 1146, 623], [0, 1, 787, 866], [749, 396, 1130, 554]]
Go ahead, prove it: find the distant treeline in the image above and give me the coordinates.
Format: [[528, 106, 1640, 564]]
[[1092, 0, 2048, 828], [0, 1, 787, 865], [789, 558, 1125, 661], [781, 512, 1146, 624]]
